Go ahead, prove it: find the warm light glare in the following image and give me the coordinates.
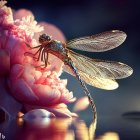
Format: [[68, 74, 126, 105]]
[[73, 96, 89, 111], [97, 132, 120, 140]]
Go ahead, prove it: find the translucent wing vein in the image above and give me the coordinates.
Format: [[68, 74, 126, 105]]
[[67, 30, 127, 52], [67, 51, 133, 80], [63, 64, 119, 90]]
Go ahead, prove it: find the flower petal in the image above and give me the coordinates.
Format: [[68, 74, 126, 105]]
[[11, 79, 38, 102], [46, 104, 78, 118], [0, 78, 22, 118], [35, 22, 66, 42], [0, 1, 76, 119], [73, 96, 89, 112], [13, 9, 34, 20], [0, 49, 9, 76], [10, 64, 24, 80], [32, 84, 61, 106], [24, 104, 78, 118]]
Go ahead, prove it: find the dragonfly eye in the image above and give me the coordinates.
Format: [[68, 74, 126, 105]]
[[39, 34, 52, 44]]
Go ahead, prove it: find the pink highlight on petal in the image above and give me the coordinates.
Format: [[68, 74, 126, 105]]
[[73, 96, 89, 112], [8, 25, 32, 43], [0, 9, 7, 24], [13, 9, 34, 20], [60, 91, 76, 103], [47, 54, 64, 75], [0, 3, 14, 25], [33, 84, 61, 105], [38, 22, 66, 42]]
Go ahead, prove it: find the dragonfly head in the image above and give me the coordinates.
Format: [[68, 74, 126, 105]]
[[39, 34, 52, 44]]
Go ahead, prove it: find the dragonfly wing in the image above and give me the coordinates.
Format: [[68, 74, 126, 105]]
[[63, 65, 118, 90], [79, 71, 119, 90], [67, 30, 126, 52], [67, 51, 133, 79]]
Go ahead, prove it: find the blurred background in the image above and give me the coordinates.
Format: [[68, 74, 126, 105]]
[[7, 0, 140, 139]]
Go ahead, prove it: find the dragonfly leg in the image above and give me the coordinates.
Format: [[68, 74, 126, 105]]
[[24, 43, 44, 60], [25, 42, 42, 49], [24, 52, 38, 60], [24, 46, 43, 61], [39, 49, 49, 68], [34, 47, 43, 61], [25, 42, 32, 49], [40, 49, 44, 61], [44, 52, 49, 67], [34, 49, 49, 68]]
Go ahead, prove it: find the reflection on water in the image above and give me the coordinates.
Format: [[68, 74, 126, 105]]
[[0, 113, 121, 140], [122, 111, 140, 121], [16, 118, 95, 140], [96, 132, 119, 140], [16, 118, 75, 140]]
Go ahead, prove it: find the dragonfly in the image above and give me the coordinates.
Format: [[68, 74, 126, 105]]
[[25, 30, 133, 119]]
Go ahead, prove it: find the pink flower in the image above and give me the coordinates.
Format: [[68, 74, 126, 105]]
[[0, 1, 77, 118]]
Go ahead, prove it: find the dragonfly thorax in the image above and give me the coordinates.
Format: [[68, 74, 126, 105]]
[[48, 40, 67, 54], [41, 39, 69, 62]]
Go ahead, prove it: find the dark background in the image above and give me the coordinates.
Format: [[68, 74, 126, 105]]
[[6, 0, 140, 139]]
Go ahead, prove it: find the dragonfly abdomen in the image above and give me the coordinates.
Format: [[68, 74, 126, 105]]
[[66, 59, 97, 118]]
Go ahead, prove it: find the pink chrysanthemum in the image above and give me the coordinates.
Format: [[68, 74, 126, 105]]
[[0, 1, 77, 118]]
